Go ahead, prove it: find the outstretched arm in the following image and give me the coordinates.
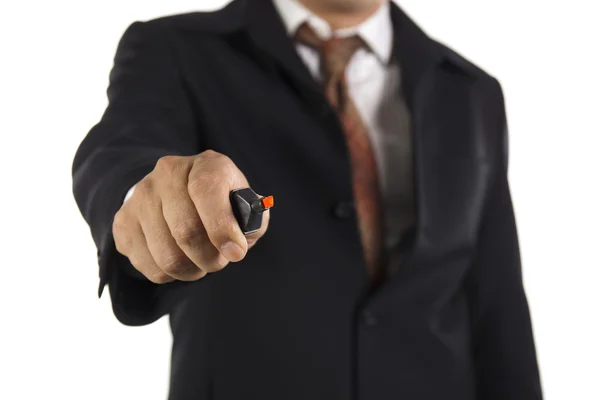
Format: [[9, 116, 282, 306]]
[[72, 21, 200, 325]]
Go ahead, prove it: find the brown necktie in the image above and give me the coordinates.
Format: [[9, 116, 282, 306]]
[[295, 23, 384, 282]]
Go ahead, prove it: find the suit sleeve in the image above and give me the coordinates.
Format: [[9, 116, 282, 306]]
[[72, 21, 201, 326], [465, 80, 544, 399]]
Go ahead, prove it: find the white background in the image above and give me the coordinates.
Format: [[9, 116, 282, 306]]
[[0, 1, 598, 399]]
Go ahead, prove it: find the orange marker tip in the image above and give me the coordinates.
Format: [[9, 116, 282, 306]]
[[261, 196, 274, 209]]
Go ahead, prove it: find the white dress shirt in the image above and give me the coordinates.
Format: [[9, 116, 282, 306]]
[[126, 0, 414, 256]]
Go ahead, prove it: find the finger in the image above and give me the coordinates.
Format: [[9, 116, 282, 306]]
[[160, 176, 230, 274], [138, 198, 207, 282], [124, 222, 175, 284], [188, 151, 249, 262]]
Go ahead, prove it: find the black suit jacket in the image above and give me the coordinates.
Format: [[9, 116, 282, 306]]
[[72, 0, 543, 399]]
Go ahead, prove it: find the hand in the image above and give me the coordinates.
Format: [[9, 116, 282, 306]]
[[112, 150, 270, 283]]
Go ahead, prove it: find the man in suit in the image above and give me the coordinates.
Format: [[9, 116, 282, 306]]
[[72, 0, 543, 398]]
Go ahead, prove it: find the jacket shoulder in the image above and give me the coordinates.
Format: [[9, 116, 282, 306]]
[[432, 39, 504, 112], [432, 39, 499, 85], [428, 39, 507, 163]]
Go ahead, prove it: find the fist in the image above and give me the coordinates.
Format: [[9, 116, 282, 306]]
[[112, 150, 270, 283]]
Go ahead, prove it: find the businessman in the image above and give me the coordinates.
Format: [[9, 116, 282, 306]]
[[72, 0, 543, 398]]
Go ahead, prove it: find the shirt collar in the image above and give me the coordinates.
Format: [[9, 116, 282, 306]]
[[272, 0, 393, 65]]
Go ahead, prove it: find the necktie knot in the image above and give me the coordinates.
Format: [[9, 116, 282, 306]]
[[295, 22, 365, 83]]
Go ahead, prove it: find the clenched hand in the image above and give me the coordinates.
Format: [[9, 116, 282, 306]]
[[112, 150, 270, 283]]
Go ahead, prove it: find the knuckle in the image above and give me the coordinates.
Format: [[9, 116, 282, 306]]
[[128, 255, 148, 272], [171, 223, 204, 247], [199, 150, 235, 173], [200, 254, 229, 273], [190, 151, 238, 196], [195, 270, 209, 280], [134, 178, 154, 197], [188, 170, 220, 197], [114, 235, 131, 255], [112, 213, 133, 251], [220, 159, 238, 183], [147, 271, 173, 284], [178, 268, 209, 282], [155, 155, 182, 174], [199, 149, 221, 159], [216, 152, 234, 168], [112, 210, 127, 233], [129, 259, 172, 284], [159, 253, 194, 276], [202, 261, 227, 273]]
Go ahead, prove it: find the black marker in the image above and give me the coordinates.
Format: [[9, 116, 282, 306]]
[[229, 188, 274, 235]]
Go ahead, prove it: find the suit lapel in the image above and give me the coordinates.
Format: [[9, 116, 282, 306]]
[[390, 3, 443, 116], [405, 64, 485, 264], [378, 5, 487, 292], [243, 0, 325, 100]]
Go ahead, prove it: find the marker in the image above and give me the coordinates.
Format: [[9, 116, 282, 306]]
[[229, 188, 274, 235]]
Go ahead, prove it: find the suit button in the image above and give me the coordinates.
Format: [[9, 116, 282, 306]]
[[332, 201, 354, 219], [361, 310, 378, 327]]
